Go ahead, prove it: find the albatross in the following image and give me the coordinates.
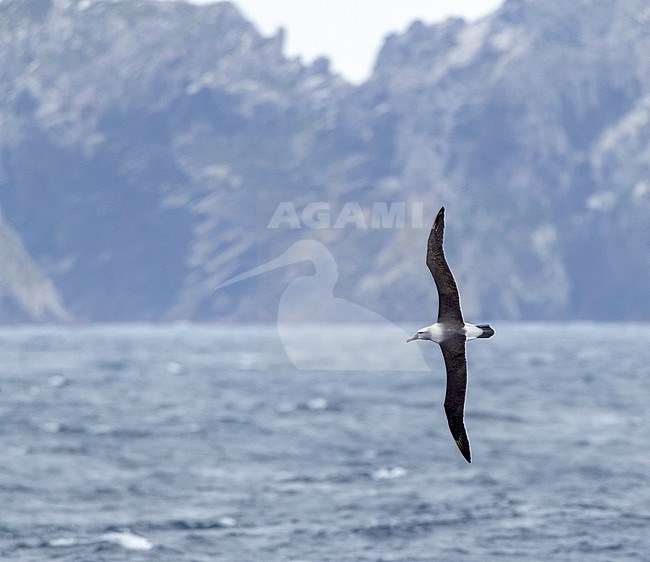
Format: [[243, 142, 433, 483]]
[[407, 207, 494, 463]]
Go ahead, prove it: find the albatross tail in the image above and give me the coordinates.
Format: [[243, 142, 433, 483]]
[[476, 324, 495, 339]]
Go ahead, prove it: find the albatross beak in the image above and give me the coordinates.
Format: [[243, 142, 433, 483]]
[[406, 335, 418, 343]]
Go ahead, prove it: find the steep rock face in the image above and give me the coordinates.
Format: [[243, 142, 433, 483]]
[[0, 0, 350, 321], [351, 0, 649, 320], [0, 0, 648, 323], [0, 208, 70, 322]]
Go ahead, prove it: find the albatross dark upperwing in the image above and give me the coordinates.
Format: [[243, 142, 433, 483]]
[[426, 207, 463, 325], [439, 334, 471, 463]]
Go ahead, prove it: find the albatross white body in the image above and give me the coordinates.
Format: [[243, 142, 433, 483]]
[[415, 322, 486, 344]]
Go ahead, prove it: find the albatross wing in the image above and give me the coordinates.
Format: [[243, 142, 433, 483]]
[[426, 207, 464, 325], [439, 335, 471, 463]]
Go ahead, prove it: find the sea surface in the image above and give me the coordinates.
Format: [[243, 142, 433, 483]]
[[0, 323, 648, 561]]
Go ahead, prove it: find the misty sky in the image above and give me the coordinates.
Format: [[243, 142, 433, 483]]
[[189, 0, 504, 82]]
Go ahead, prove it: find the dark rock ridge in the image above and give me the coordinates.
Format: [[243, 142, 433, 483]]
[[0, 0, 648, 323]]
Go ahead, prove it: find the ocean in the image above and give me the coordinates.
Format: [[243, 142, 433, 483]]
[[0, 323, 648, 561]]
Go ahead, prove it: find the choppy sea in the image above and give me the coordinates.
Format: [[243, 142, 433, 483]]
[[0, 323, 648, 561]]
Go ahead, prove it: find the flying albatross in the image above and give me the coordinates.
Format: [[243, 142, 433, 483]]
[[407, 207, 494, 463]]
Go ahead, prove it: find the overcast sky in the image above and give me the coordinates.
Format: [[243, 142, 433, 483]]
[[190, 0, 504, 83]]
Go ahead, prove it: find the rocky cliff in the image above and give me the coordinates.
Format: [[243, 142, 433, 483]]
[[0, 0, 648, 323]]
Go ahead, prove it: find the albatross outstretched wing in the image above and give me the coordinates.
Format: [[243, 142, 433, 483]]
[[426, 207, 463, 325], [439, 335, 471, 463]]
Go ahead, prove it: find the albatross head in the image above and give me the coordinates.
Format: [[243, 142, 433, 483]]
[[407, 324, 443, 343], [406, 330, 430, 343]]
